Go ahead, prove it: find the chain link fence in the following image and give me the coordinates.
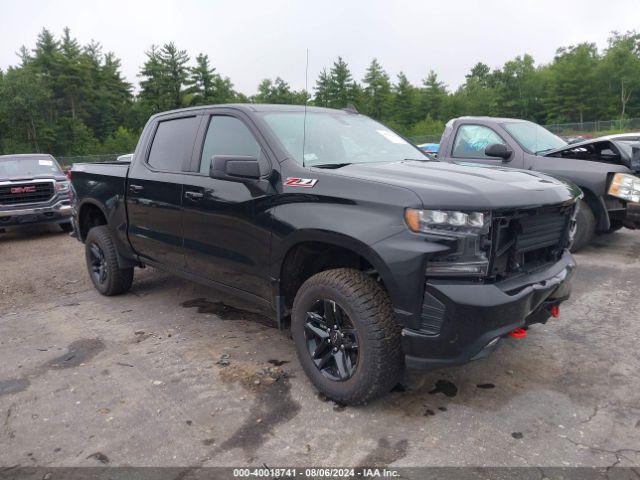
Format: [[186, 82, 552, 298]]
[[543, 118, 640, 137]]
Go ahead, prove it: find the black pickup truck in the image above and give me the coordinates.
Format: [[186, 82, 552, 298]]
[[0, 154, 74, 232], [71, 104, 580, 404], [437, 117, 640, 250]]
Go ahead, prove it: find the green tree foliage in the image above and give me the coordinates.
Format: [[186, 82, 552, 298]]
[[252, 77, 307, 104], [139, 42, 190, 113], [314, 68, 331, 107], [0, 28, 132, 155], [100, 126, 139, 154], [361, 59, 391, 119], [2, 29, 640, 156], [186, 53, 241, 105], [599, 31, 640, 119], [420, 71, 447, 120], [544, 43, 601, 123], [326, 57, 359, 109], [390, 72, 419, 129]]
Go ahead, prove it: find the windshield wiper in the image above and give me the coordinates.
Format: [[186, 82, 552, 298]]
[[312, 163, 352, 169]]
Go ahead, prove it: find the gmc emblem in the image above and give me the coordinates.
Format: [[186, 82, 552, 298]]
[[11, 186, 37, 194]]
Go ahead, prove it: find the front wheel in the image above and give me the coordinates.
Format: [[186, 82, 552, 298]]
[[570, 199, 596, 252], [291, 268, 403, 405], [85, 225, 133, 296]]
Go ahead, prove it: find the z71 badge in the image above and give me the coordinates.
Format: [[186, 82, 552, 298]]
[[284, 177, 318, 188]]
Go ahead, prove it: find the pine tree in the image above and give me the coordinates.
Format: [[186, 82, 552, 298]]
[[58, 27, 87, 120], [421, 70, 448, 120], [187, 53, 217, 105], [160, 42, 190, 109], [327, 57, 358, 108], [362, 58, 391, 119], [391, 72, 417, 128], [314, 68, 331, 107]]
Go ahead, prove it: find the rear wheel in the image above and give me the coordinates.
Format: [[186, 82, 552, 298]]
[[291, 268, 403, 405], [85, 225, 133, 296], [570, 199, 596, 252]]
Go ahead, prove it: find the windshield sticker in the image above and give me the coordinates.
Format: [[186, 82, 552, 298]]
[[377, 129, 408, 145], [38, 159, 53, 166], [285, 177, 318, 188]]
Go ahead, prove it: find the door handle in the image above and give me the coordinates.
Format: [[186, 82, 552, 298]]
[[129, 184, 144, 193], [184, 190, 204, 201]]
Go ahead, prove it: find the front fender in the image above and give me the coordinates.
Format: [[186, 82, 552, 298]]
[[269, 200, 447, 326], [271, 228, 396, 293]]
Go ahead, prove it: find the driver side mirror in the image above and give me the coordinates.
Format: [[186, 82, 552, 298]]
[[210, 155, 260, 180], [484, 143, 513, 161]]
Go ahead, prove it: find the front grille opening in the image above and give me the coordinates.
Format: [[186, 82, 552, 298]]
[[0, 182, 55, 205], [488, 204, 572, 281]]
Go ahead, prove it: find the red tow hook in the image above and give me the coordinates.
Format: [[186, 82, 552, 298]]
[[508, 328, 527, 339], [550, 305, 560, 318]]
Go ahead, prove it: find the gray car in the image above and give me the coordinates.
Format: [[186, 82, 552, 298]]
[[437, 117, 640, 251]]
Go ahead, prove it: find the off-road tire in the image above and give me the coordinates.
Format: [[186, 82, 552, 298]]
[[291, 268, 403, 405], [570, 199, 596, 252], [59, 221, 74, 233], [85, 225, 133, 296]]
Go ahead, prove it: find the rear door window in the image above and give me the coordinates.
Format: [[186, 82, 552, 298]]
[[147, 116, 200, 171]]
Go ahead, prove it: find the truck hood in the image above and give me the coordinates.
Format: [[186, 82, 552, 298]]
[[543, 138, 640, 173], [319, 161, 581, 210], [0, 173, 67, 183]]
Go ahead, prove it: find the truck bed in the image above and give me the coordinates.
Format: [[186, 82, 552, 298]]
[[71, 162, 129, 203]]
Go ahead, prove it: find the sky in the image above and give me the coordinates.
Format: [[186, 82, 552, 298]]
[[1, 0, 638, 95]]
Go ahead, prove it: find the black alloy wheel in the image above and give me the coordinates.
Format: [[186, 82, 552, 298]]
[[291, 268, 404, 405], [88, 242, 108, 286], [304, 299, 359, 381]]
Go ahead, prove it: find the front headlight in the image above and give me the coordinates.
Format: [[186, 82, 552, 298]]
[[404, 209, 489, 234], [608, 173, 640, 203], [405, 208, 491, 277], [56, 181, 71, 193]]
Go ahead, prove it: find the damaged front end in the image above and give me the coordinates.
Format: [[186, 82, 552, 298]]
[[544, 138, 640, 173], [545, 139, 640, 229]]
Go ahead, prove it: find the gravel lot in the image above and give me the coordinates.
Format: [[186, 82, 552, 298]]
[[1, 225, 639, 468]]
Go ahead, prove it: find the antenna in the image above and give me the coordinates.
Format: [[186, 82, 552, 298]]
[[302, 48, 309, 168]]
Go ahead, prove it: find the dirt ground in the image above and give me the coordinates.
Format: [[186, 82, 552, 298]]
[[1, 224, 639, 468]]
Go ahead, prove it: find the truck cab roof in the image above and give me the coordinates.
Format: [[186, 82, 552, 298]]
[[149, 103, 350, 121]]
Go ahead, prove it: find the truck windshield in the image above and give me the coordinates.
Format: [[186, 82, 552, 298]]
[[259, 111, 426, 167], [0, 156, 62, 177], [502, 121, 567, 155]]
